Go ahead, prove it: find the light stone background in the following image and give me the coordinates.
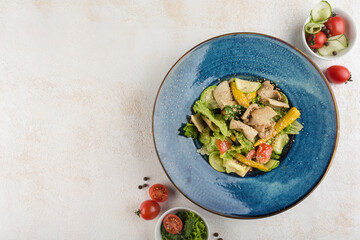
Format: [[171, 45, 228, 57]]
[[0, 0, 359, 239]]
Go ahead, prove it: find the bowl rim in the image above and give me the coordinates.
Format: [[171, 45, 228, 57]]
[[154, 207, 210, 240], [301, 8, 357, 60], [152, 32, 339, 219]]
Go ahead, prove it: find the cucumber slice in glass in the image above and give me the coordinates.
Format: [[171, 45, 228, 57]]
[[234, 78, 261, 93], [200, 85, 219, 110], [304, 22, 322, 34], [310, 1, 332, 23], [209, 152, 226, 172]]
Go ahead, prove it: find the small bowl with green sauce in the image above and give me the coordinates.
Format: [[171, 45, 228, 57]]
[[154, 207, 209, 240]]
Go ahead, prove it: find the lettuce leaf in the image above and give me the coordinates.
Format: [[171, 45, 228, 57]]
[[183, 123, 199, 139], [283, 120, 303, 135], [193, 100, 231, 137], [232, 130, 253, 154]]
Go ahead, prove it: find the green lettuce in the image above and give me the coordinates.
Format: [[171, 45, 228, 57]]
[[283, 120, 303, 135], [192, 100, 231, 137], [223, 105, 245, 121], [183, 123, 199, 139], [232, 130, 253, 154]]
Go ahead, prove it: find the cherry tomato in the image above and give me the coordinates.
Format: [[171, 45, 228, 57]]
[[256, 143, 273, 164], [325, 65, 351, 84], [149, 184, 168, 202], [163, 214, 183, 234], [246, 149, 256, 160], [216, 139, 232, 154], [135, 200, 160, 220], [325, 16, 345, 36], [307, 32, 327, 49]]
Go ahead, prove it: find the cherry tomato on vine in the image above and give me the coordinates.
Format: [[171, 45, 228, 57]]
[[135, 200, 160, 220]]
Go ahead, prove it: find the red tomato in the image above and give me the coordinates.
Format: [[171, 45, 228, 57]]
[[256, 143, 273, 164], [307, 32, 327, 49], [149, 184, 169, 202], [135, 200, 160, 220], [216, 139, 232, 154], [246, 149, 256, 160], [163, 214, 183, 234], [325, 16, 345, 36], [325, 65, 351, 84]]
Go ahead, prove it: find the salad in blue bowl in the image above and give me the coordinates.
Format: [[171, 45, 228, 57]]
[[182, 78, 303, 177], [153, 33, 338, 218]]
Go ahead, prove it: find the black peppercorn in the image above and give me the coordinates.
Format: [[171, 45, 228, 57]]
[[143, 177, 149, 181], [138, 185, 143, 189], [327, 34, 332, 38], [324, 29, 330, 34], [143, 184, 148, 188], [324, 42, 329, 46], [213, 232, 219, 237], [332, 51, 337, 55]]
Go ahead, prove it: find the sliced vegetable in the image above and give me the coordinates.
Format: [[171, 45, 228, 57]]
[[223, 157, 251, 177], [317, 35, 348, 56], [271, 152, 281, 160], [255, 143, 273, 164], [234, 78, 262, 93], [246, 149, 256, 160], [209, 152, 226, 172], [230, 134, 237, 142], [271, 132, 289, 155], [200, 85, 220, 110], [149, 184, 169, 202], [262, 160, 280, 172], [198, 127, 211, 144], [310, 1, 332, 23], [232, 130, 254, 154], [163, 214, 183, 234], [283, 120, 303, 134], [254, 107, 301, 146], [193, 100, 231, 137], [183, 123, 199, 139], [230, 81, 250, 108], [234, 153, 268, 171], [304, 22, 323, 34], [246, 91, 258, 102], [216, 139, 232, 154]]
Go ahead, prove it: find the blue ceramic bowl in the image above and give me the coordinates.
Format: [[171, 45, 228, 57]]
[[153, 33, 338, 218]]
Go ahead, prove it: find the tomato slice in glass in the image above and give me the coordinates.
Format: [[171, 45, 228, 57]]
[[216, 139, 232, 154], [163, 214, 183, 234], [149, 184, 169, 202]]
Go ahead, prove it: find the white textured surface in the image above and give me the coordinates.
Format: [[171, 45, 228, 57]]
[[0, 0, 359, 239]]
